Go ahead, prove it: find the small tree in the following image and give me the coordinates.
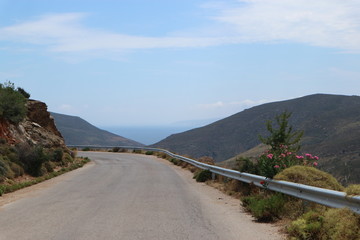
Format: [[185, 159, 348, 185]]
[[259, 111, 303, 153], [17, 87, 31, 99], [16, 144, 49, 177], [52, 148, 64, 162], [258, 111, 304, 178], [0, 81, 27, 124]]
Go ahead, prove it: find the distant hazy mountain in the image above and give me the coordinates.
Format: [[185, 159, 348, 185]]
[[51, 112, 143, 147], [152, 94, 360, 184]]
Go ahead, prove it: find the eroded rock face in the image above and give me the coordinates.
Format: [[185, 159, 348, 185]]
[[0, 119, 13, 144], [0, 100, 66, 148]]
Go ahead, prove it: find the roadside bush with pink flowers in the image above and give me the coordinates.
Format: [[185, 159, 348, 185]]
[[234, 112, 359, 237], [258, 148, 320, 178], [256, 111, 320, 178]]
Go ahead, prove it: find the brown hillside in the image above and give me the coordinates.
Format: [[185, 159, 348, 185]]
[[51, 112, 143, 147], [152, 94, 360, 184], [0, 100, 65, 148]]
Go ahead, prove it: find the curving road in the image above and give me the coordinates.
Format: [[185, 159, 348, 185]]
[[0, 152, 283, 240]]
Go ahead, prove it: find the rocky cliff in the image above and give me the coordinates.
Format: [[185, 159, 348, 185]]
[[0, 100, 66, 148]]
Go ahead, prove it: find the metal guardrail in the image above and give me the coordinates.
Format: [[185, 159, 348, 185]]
[[71, 145, 360, 214]]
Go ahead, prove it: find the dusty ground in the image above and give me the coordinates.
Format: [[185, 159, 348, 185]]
[[153, 155, 286, 240]]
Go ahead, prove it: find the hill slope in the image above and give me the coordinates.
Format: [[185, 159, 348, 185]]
[[152, 94, 360, 184], [51, 112, 143, 147], [0, 100, 66, 149]]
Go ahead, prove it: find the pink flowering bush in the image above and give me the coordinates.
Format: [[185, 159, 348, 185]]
[[254, 111, 321, 178], [258, 146, 319, 178]]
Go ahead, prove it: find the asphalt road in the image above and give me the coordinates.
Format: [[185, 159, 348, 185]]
[[0, 152, 283, 240]]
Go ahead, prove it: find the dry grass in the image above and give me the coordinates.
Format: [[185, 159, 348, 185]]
[[345, 184, 360, 196], [274, 165, 344, 191], [322, 208, 360, 240]]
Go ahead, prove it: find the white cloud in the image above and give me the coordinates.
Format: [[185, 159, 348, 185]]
[[0, 13, 225, 53], [1, 1, 360, 56], [211, 0, 360, 52]]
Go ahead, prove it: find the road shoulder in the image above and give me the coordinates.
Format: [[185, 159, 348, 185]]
[[0, 161, 95, 209], [151, 155, 286, 240]]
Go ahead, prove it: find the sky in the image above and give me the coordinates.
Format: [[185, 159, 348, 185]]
[[1, 0, 360, 129]]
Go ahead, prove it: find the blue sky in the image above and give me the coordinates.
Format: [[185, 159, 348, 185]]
[[1, 0, 360, 128]]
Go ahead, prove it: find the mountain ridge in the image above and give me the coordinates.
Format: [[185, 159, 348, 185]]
[[51, 112, 143, 147], [151, 94, 360, 184]]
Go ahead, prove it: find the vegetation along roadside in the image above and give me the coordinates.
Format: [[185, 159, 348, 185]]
[[0, 82, 90, 196], [0, 155, 90, 196], [119, 111, 360, 240]]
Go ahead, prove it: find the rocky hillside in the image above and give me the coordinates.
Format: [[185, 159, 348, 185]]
[[0, 90, 73, 180], [51, 112, 143, 147], [152, 94, 360, 184], [0, 100, 66, 148]]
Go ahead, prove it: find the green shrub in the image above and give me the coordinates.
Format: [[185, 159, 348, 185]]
[[259, 111, 303, 153], [287, 208, 360, 240], [82, 147, 91, 151], [169, 158, 179, 165], [157, 152, 167, 159], [132, 149, 142, 154], [1, 157, 20, 178], [0, 185, 5, 196], [80, 157, 89, 164], [236, 157, 259, 174], [32, 147, 50, 176], [70, 150, 76, 159], [112, 147, 127, 153], [6, 151, 19, 163], [0, 157, 90, 196], [193, 169, 212, 182], [256, 111, 319, 179], [0, 157, 11, 181], [112, 147, 120, 152], [322, 208, 360, 240], [52, 148, 64, 162], [257, 111, 304, 178], [287, 210, 324, 240], [0, 81, 27, 124], [62, 153, 74, 166], [0, 143, 16, 156], [242, 193, 286, 222], [0, 151, 25, 180], [9, 162, 24, 177], [145, 151, 154, 155], [16, 87, 30, 99], [16, 144, 50, 177], [43, 161, 55, 173], [0, 157, 8, 177]]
